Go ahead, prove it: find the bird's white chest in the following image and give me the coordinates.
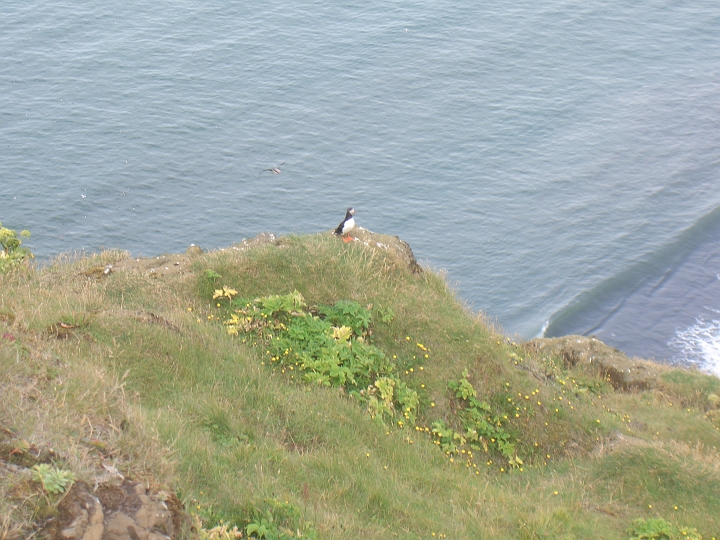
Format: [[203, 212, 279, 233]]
[[341, 217, 355, 234]]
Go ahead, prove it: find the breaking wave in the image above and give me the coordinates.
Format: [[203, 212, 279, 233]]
[[669, 310, 720, 377]]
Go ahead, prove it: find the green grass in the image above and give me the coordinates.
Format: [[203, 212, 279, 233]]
[[1, 235, 720, 539]]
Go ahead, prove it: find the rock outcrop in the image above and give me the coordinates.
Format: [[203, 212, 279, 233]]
[[45, 481, 187, 540], [525, 335, 661, 390], [340, 227, 423, 274]]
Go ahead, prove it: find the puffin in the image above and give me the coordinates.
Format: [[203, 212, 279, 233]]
[[334, 207, 356, 243]]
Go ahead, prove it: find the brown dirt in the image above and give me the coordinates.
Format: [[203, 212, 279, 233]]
[[0, 439, 56, 468]]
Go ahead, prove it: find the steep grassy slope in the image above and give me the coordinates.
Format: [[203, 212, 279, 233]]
[[1, 234, 720, 539]]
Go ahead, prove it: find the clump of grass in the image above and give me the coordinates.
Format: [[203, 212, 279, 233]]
[[627, 517, 702, 540]]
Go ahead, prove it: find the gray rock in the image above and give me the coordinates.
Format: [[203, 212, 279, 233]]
[[231, 232, 277, 251], [50, 481, 182, 540]]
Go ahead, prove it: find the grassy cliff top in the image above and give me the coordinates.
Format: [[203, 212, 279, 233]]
[[1, 232, 720, 539]]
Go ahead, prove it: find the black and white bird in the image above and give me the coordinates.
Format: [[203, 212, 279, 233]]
[[261, 162, 285, 174], [334, 207, 356, 242]]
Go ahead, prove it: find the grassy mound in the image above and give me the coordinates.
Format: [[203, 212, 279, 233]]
[[1, 234, 720, 539]]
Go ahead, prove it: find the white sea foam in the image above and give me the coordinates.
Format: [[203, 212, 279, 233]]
[[539, 320, 550, 338], [669, 314, 720, 377]]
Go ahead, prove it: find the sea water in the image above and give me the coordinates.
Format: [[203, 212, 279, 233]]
[[1, 0, 719, 374]]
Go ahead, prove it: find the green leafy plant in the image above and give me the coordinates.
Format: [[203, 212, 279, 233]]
[[317, 300, 372, 336], [246, 498, 317, 539], [435, 372, 521, 468], [30, 463, 75, 495], [448, 369, 476, 400], [202, 413, 248, 447], [219, 291, 522, 469], [627, 517, 701, 540], [206, 269, 221, 280], [222, 292, 416, 426], [375, 305, 395, 323], [0, 222, 32, 273]]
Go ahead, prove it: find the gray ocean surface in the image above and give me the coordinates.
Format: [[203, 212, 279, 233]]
[[2, 1, 720, 374]]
